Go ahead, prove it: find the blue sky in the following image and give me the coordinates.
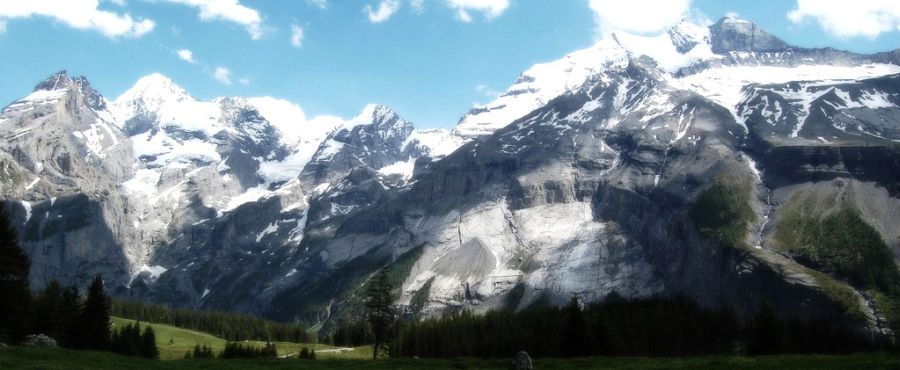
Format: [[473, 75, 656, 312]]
[[1, 0, 899, 129]]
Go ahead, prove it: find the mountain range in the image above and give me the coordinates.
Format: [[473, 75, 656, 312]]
[[2, 15, 900, 336]]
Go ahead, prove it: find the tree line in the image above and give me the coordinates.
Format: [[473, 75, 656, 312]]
[[331, 267, 891, 359], [387, 295, 885, 358], [0, 207, 158, 357], [111, 299, 312, 343]]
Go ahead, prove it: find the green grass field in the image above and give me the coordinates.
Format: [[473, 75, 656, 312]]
[[110, 316, 371, 360], [2, 346, 900, 370], [1, 316, 894, 369]]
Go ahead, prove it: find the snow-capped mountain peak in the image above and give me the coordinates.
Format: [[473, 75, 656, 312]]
[[115, 73, 194, 111], [342, 104, 403, 132], [453, 36, 630, 138], [613, 20, 717, 72]]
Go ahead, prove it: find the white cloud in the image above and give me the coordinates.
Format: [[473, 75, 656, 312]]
[[307, 0, 328, 10], [161, 0, 266, 39], [214, 66, 232, 84], [411, 0, 425, 13], [788, 0, 900, 38], [475, 84, 501, 99], [247, 97, 308, 143], [587, 0, 691, 35], [365, 0, 401, 23], [290, 23, 304, 47], [107, 0, 127, 6], [176, 49, 195, 63], [0, 19, 6, 33], [0, 0, 155, 38], [238, 77, 250, 85], [446, 0, 509, 22]]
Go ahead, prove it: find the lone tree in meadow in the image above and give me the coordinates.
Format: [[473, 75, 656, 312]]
[[365, 268, 393, 360], [0, 206, 31, 344]]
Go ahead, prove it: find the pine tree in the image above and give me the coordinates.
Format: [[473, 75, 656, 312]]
[[33, 280, 65, 340], [60, 285, 82, 346], [141, 326, 159, 359], [563, 296, 590, 357], [75, 274, 111, 349], [365, 268, 393, 360], [749, 301, 786, 355], [0, 206, 31, 344]]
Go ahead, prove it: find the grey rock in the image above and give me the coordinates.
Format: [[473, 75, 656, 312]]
[[709, 16, 789, 53], [23, 334, 58, 348]]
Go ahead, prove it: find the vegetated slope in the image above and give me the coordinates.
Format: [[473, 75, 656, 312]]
[[110, 316, 365, 360]]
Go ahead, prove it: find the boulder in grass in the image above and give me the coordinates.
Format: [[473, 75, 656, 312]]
[[23, 334, 58, 348]]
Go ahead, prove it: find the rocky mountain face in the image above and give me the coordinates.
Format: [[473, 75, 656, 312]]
[[2, 16, 900, 338]]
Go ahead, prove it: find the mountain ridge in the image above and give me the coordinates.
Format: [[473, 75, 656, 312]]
[[1, 15, 899, 339]]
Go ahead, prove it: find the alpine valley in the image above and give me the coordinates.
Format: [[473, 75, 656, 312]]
[[3, 16, 900, 338]]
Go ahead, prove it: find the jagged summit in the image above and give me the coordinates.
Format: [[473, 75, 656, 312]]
[[33, 70, 72, 91], [2, 71, 110, 115], [709, 15, 789, 53], [348, 104, 400, 125]]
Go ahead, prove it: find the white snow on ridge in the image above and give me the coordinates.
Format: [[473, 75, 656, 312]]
[[129, 264, 168, 284], [222, 184, 272, 213], [256, 222, 278, 242], [112, 74, 226, 136], [25, 178, 39, 190], [834, 89, 897, 110], [22, 88, 70, 102], [21, 200, 32, 224], [378, 156, 417, 181], [454, 37, 630, 138], [615, 21, 717, 73], [404, 128, 467, 158], [130, 130, 221, 167], [669, 64, 900, 130]]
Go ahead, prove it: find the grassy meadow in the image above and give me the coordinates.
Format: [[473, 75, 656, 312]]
[[2, 346, 900, 370]]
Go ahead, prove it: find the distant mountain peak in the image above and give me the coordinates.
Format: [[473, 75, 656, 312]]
[[709, 16, 789, 53], [341, 103, 407, 133], [33, 70, 72, 92], [119, 73, 193, 103], [667, 19, 711, 53]]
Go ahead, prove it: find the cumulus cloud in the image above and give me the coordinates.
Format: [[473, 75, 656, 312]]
[[410, 0, 425, 13], [307, 0, 328, 10], [214, 66, 232, 84], [161, 0, 266, 39], [290, 23, 304, 47], [0, 19, 6, 33], [365, 0, 401, 23], [788, 0, 900, 38], [587, 0, 691, 35], [446, 0, 509, 22], [176, 49, 195, 63], [0, 0, 155, 38], [238, 77, 250, 85], [246, 97, 308, 143]]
